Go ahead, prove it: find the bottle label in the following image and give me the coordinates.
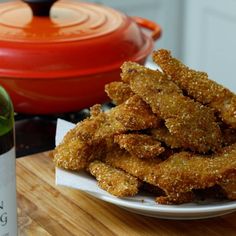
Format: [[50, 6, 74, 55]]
[[0, 148, 17, 236]]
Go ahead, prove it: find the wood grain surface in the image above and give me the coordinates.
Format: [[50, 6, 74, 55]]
[[17, 152, 236, 236]]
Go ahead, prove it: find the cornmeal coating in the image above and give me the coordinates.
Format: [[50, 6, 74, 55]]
[[104, 146, 163, 186], [105, 142, 236, 203], [121, 61, 182, 101], [153, 49, 236, 128], [54, 95, 159, 170], [53, 127, 106, 170], [155, 144, 236, 200], [111, 95, 160, 130], [121, 62, 222, 153], [77, 95, 160, 143], [151, 126, 183, 149], [104, 147, 197, 204], [114, 133, 165, 159], [105, 81, 134, 105], [156, 192, 195, 205], [88, 160, 140, 197], [90, 104, 102, 117]]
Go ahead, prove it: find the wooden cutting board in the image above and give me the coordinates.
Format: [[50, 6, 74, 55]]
[[16, 152, 236, 236]]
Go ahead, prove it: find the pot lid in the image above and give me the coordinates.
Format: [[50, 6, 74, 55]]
[[0, 0, 125, 43], [0, 0, 161, 78]]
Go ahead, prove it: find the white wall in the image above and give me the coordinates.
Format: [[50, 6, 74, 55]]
[[183, 0, 236, 92]]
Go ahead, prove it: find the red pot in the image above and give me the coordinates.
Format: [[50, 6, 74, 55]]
[[0, 0, 161, 114]]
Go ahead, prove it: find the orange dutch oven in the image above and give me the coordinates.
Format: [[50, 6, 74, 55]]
[[0, 0, 161, 114]]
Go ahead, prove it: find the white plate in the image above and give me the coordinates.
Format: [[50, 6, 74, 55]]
[[89, 192, 236, 220], [56, 167, 236, 220]]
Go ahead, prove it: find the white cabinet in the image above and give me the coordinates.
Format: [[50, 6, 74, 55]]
[[183, 0, 236, 92]]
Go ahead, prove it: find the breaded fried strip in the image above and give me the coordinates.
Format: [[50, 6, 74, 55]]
[[88, 160, 140, 197], [114, 134, 165, 159], [77, 95, 160, 143], [53, 110, 125, 170], [151, 126, 183, 149], [105, 143, 236, 203], [121, 61, 182, 101], [153, 49, 236, 128], [105, 81, 134, 105], [54, 95, 159, 170], [121, 62, 222, 153], [112, 95, 160, 130], [53, 128, 84, 170], [104, 146, 197, 204], [155, 144, 236, 199], [90, 104, 102, 117], [156, 192, 195, 205], [53, 127, 106, 170], [104, 146, 163, 186], [104, 147, 195, 204]]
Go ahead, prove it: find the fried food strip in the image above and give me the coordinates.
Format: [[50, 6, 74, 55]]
[[121, 62, 222, 153], [158, 184, 229, 204], [114, 134, 165, 159], [77, 95, 160, 143], [112, 95, 160, 130], [153, 49, 236, 128], [104, 146, 163, 186], [151, 126, 183, 149], [155, 144, 236, 200], [54, 95, 159, 170], [105, 81, 134, 105], [104, 147, 194, 204], [88, 160, 140, 197], [53, 109, 123, 170], [53, 128, 107, 170], [90, 104, 102, 117], [121, 61, 182, 101], [156, 192, 195, 205], [105, 144, 236, 203]]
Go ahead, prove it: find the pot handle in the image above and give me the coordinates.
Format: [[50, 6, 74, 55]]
[[132, 16, 162, 41], [22, 0, 57, 16]]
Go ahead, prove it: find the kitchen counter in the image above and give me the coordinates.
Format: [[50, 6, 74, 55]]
[[17, 152, 236, 236]]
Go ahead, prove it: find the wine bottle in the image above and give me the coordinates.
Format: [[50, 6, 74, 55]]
[[0, 86, 17, 236]]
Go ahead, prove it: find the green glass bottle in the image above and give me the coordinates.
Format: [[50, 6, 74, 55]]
[[0, 86, 17, 236]]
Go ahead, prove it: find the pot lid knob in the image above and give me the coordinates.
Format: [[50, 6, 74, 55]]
[[22, 0, 57, 16]]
